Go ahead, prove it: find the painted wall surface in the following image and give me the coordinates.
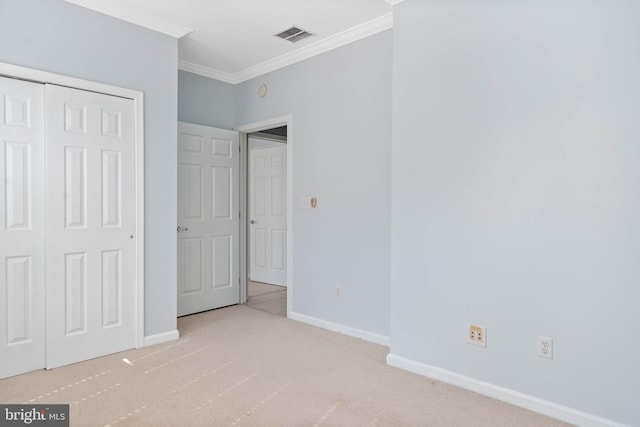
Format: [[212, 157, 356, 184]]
[[0, 0, 179, 336], [390, 0, 640, 424], [235, 31, 393, 337], [178, 70, 235, 130]]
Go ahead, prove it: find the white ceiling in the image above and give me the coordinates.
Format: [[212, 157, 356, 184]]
[[66, 0, 395, 83]]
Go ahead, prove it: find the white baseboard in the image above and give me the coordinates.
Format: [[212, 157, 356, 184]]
[[143, 330, 180, 347], [386, 354, 626, 427], [289, 311, 390, 347]]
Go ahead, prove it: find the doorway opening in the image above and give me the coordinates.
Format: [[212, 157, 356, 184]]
[[236, 117, 293, 319], [245, 126, 287, 316]]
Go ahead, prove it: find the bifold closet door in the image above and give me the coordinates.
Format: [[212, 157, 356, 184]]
[[0, 76, 46, 379], [45, 84, 136, 369]]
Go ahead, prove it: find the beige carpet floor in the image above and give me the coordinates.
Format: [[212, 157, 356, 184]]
[[0, 306, 571, 426]]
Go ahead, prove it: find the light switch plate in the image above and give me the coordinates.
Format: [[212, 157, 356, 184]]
[[299, 196, 315, 209]]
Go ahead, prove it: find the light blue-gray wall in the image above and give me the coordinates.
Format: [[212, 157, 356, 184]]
[[390, 0, 640, 424], [178, 70, 235, 130], [235, 30, 392, 337], [0, 0, 179, 336]]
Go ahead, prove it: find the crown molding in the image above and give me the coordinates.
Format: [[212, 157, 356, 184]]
[[179, 12, 393, 85], [178, 60, 237, 84], [385, 0, 406, 5], [64, 0, 193, 38], [234, 12, 393, 83]]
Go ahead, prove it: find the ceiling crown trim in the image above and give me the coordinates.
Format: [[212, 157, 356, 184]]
[[178, 60, 237, 84], [65, 0, 193, 38], [179, 12, 393, 85], [385, 0, 406, 5]]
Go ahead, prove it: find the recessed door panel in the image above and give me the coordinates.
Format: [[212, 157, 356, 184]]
[[212, 236, 231, 289], [212, 138, 231, 158], [101, 250, 121, 328], [64, 104, 87, 133], [65, 147, 86, 229], [65, 252, 87, 335], [271, 153, 284, 169], [181, 238, 203, 295], [101, 110, 121, 138], [271, 230, 286, 271], [212, 166, 231, 219], [254, 177, 266, 216], [6, 256, 31, 345], [101, 150, 121, 227], [255, 228, 267, 268], [4, 95, 31, 128], [271, 175, 285, 216], [181, 134, 202, 153], [181, 164, 202, 220], [4, 141, 30, 230]]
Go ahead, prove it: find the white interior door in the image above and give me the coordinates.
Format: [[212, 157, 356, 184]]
[[0, 76, 45, 378], [177, 122, 239, 316], [249, 142, 287, 286], [45, 84, 136, 369]]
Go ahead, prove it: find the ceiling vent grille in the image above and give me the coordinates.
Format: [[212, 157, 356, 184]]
[[275, 26, 314, 43]]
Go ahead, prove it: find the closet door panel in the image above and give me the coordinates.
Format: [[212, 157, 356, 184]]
[[0, 76, 45, 379], [45, 84, 136, 369]]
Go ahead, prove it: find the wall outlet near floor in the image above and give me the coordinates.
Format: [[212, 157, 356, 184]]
[[468, 325, 487, 347], [335, 286, 341, 298], [538, 336, 553, 359], [467, 325, 487, 347]]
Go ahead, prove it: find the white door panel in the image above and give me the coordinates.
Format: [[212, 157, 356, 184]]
[[0, 76, 45, 378], [178, 123, 239, 316], [45, 84, 136, 369], [249, 143, 287, 286]]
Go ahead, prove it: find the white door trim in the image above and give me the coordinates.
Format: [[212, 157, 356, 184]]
[[0, 61, 145, 349], [235, 116, 293, 317]]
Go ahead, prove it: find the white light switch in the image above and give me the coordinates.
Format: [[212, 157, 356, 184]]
[[299, 196, 316, 209]]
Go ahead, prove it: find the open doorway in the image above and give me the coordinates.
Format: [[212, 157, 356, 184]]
[[245, 127, 287, 317], [236, 116, 293, 319]]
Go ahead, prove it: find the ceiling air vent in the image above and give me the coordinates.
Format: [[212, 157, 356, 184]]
[[274, 26, 314, 43]]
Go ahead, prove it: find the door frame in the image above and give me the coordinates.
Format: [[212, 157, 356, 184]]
[[236, 116, 292, 316], [0, 61, 146, 348]]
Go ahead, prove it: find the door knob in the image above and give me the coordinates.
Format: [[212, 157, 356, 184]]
[[249, 219, 256, 224]]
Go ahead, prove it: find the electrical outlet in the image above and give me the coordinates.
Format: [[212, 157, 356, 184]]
[[538, 336, 553, 359], [335, 286, 341, 298], [468, 325, 487, 347]]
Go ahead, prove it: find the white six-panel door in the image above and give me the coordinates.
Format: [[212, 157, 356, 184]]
[[45, 84, 136, 369], [177, 122, 239, 316], [0, 76, 46, 378], [249, 144, 287, 286]]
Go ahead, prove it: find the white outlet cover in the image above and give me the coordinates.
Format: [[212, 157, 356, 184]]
[[467, 325, 487, 347], [538, 336, 553, 359], [298, 196, 313, 209]]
